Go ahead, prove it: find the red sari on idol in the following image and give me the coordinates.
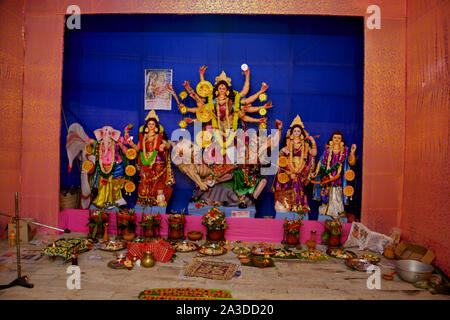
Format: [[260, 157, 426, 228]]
[[136, 132, 174, 206]]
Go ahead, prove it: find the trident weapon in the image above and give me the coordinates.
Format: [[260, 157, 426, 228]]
[[0, 193, 71, 290], [0, 193, 35, 289]]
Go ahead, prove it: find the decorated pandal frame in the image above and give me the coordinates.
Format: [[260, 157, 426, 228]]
[[7, 1, 410, 246], [3, 0, 447, 277]]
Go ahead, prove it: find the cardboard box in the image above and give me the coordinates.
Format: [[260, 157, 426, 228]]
[[8, 218, 37, 244], [394, 241, 435, 264]]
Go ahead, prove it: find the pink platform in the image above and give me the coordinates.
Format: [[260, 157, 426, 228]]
[[58, 209, 351, 244]]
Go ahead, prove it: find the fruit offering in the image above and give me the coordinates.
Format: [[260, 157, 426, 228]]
[[101, 240, 126, 251], [251, 242, 276, 256], [198, 244, 227, 256], [359, 253, 380, 263], [297, 250, 331, 261], [326, 248, 357, 259], [273, 248, 297, 259], [232, 247, 251, 255], [173, 241, 199, 252]]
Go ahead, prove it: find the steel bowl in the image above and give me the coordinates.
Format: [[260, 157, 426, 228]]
[[395, 259, 433, 283]]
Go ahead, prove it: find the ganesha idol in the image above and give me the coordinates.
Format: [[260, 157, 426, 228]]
[[66, 123, 136, 209], [85, 125, 135, 209]]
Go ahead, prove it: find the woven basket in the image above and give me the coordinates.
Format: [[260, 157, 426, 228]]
[[252, 256, 271, 268], [60, 189, 80, 210]]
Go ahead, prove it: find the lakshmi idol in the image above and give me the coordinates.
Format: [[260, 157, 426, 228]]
[[124, 110, 175, 207], [312, 131, 357, 219], [271, 115, 317, 213]]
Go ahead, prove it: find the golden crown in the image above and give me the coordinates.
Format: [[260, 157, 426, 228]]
[[145, 109, 159, 122], [290, 115, 304, 128], [215, 70, 232, 86]]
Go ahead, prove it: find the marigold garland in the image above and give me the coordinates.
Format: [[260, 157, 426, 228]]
[[138, 287, 233, 300]]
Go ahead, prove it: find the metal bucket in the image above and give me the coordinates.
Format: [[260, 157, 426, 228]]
[[395, 259, 433, 283]]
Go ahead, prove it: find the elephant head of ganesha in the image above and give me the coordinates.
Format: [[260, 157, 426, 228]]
[[94, 126, 121, 149]]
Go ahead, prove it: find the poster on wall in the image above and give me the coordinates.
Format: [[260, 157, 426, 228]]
[[145, 69, 173, 110]]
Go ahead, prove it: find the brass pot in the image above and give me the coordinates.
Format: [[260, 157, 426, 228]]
[[141, 251, 156, 268]]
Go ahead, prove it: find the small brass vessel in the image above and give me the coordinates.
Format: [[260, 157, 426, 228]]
[[141, 251, 156, 268]]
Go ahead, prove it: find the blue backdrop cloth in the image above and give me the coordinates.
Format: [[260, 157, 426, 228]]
[[61, 14, 364, 219]]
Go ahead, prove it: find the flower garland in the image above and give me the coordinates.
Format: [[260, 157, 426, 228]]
[[325, 144, 348, 177], [288, 138, 308, 175], [140, 133, 162, 166], [214, 129, 237, 155], [243, 167, 257, 187], [139, 288, 232, 300], [209, 91, 240, 152], [321, 185, 330, 197], [91, 141, 129, 182], [98, 141, 115, 175]]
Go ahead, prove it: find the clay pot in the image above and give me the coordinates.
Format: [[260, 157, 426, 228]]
[[123, 233, 135, 242], [286, 233, 299, 245], [208, 229, 224, 241], [328, 234, 340, 247], [169, 228, 183, 240], [383, 245, 395, 259], [118, 213, 132, 221], [187, 230, 203, 241]]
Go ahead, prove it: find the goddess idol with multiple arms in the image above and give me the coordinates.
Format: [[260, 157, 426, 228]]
[[124, 110, 175, 207], [167, 65, 276, 208], [311, 131, 356, 220], [169, 65, 272, 146], [271, 115, 318, 213], [167, 64, 273, 171]]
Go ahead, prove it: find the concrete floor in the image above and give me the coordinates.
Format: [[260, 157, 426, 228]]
[[0, 232, 448, 300]]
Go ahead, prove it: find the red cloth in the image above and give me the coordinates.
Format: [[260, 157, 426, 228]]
[[126, 239, 175, 263]]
